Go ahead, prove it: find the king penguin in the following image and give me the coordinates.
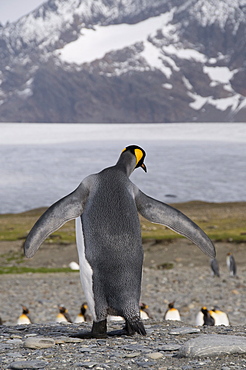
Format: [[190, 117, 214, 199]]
[[164, 301, 181, 321], [24, 145, 215, 338], [211, 306, 230, 326], [74, 303, 92, 323], [140, 303, 152, 320], [56, 306, 72, 323], [201, 307, 215, 326], [226, 253, 237, 276], [17, 306, 32, 325]]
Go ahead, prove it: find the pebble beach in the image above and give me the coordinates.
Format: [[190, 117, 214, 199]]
[[1, 238, 246, 369]]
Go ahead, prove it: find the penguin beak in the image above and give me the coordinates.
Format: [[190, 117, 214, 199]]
[[141, 163, 147, 172]]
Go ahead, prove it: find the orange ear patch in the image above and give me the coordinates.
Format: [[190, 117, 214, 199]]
[[134, 148, 143, 165]]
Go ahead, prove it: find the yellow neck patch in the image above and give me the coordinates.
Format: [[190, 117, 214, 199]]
[[134, 148, 143, 165]]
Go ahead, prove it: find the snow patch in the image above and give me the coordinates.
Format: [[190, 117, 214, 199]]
[[58, 12, 173, 65], [183, 76, 193, 90], [203, 66, 235, 84], [16, 88, 33, 99], [189, 93, 208, 110], [189, 91, 244, 112], [163, 45, 206, 63], [162, 83, 172, 89], [141, 41, 172, 77]]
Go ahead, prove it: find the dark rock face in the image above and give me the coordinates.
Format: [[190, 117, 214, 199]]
[[0, 0, 245, 123]]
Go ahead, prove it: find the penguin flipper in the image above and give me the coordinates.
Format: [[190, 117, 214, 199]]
[[135, 190, 215, 259], [24, 182, 89, 258]]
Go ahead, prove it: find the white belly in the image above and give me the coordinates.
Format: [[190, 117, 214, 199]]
[[75, 217, 96, 320], [17, 315, 31, 325], [74, 314, 85, 323], [212, 311, 229, 326], [56, 314, 69, 323], [195, 311, 204, 326], [165, 309, 181, 321], [140, 310, 149, 320], [108, 315, 124, 322]]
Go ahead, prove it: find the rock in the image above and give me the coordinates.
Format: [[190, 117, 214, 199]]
[[158, 344, 181, 351], [55, 336, 83, 344], [6, 339, 23, 345], [135, 361, 156, 368], [178, 334, 246, 357], [148, 352, 164, 360], [9, 360, 48, 369], [169, 327, 200, 335], [0, 343, 13, 350], [74, 363, 97, 368], [124, 352, 141, 358], [6, 352, 24, 358], [24, 337, 55, 349]]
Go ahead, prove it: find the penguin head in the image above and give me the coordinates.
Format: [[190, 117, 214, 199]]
[[22, 306, 30, 315], [168, 301, 175, 309], [201, 306, 208, 313], [81, 303, 88, 314], [121, 145, 147, 172], [58, 306, 67, 314], [140, 302, 148, 310]]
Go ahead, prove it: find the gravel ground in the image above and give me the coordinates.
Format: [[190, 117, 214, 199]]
[[1, 320, 246, 370], [1, 239, 245, 327], [0, 238, 246, 369], [1, 243, 246, 369]]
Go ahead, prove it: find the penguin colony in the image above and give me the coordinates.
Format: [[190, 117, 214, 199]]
[[24, 145, 217, 338], [13, 302, 230, 327], [12, 251, 235, 327], [195, 306, 230, 326]]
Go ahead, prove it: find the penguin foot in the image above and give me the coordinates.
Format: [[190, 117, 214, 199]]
[[70, 320, 108, 339], [70, 331, 108, 339], [108, 320, 146, 337]]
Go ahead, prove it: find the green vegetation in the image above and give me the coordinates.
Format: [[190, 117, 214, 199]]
[[1, 202, 245, 245], [0, 208, 75, 244], [0, 202, 245, 274], [140, 201, 246, 243], [0, 266, 78, 274], [0, 202, 246, 244]]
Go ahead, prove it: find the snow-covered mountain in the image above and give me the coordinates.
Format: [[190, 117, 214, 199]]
[[0, 0, 246, 123]]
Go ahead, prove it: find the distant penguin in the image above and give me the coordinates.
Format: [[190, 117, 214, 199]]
[[17, 306, 32, 325], [74, 303, 92, 323], [211, 306, 230, 326], [140, 303, 152, 320], [56, 306, 72, 323], [0, 317, 3, 325], [195, 309, 204, 326], [108, 314, 124, 322], [164, 302, 181, 321], [24, 145, 215, 338], [109, 303, 152, 322], [226, 253, 237, 276], [210, 258, 220, 277], [69, 261, 80, 270], [201, 307, 215, 326]]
